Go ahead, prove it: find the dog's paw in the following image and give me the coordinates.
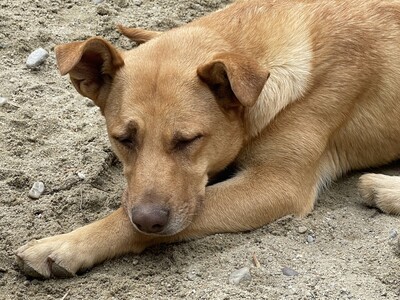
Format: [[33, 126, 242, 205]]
[[358, 173, 400, 215], [15, 234, 89, 279]]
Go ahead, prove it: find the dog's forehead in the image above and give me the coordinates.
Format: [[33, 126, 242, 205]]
[[107, 65, 214, 136]]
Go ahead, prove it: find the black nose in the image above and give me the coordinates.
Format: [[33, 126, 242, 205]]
[[131, 204, 170, 234]]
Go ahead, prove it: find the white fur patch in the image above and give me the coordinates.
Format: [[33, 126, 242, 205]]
[[245, 30, 313, 137]]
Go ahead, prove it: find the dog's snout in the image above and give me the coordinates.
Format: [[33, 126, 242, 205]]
[[131, 204, 170, 234]]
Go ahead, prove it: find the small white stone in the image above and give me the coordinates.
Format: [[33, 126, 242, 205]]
[[389, 229, 398, 239], [26, 48, 49, 69], [298, 226, 308, 234], [0, 97, 8, 106], [28, 181, 45, 199], [229, 267, 251, 285], [93, 0, 104, 4], [77, 171, 86, 180], [306, 235, 315, 243]]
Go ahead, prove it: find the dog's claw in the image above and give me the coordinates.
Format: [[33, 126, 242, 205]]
[[15, 254, 46, 279], [15, 234, 85, 279], [48, 258, 74, 279]]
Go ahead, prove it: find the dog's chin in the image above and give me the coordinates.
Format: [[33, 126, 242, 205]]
[[130, 219, 189, 237]]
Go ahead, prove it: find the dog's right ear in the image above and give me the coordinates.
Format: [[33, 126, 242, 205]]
[[197, 52, 270, 109], [55, 37, 124, 111], [117, 24, 161, 44]]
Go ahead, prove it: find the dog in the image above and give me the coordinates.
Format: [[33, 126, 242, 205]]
[[16, 0, 400, 278]]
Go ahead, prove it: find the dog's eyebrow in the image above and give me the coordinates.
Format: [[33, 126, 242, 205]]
[[112, 120, 138, 140], [172, 131, 198, 141]]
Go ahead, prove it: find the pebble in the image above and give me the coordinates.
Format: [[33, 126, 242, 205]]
[[96, 5, 113, 15], [389, 229, 398, 239], [229, 267, 251, 285], [187, 271, 198, 281], [85, 99, 95, 107], [92, 0, 104, 4], [298, 226, 308, 234], [28, 181, 45, 199], [117, 0, 129, 7], [0, 97, 8, 107], [282, 267, 299, 277], [306, 235, 315, 243], [26, 48, 49, 69], [133, 0, 142, 6], [77, 171, 86, 180]]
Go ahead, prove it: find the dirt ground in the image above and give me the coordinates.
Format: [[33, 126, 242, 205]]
[[0, 0, 399, 299]]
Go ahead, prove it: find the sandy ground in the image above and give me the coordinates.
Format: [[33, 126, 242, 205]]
[[1, 0, 400, 299]]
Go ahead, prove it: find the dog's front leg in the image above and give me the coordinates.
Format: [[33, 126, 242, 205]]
[[168, 164, 318, 242], [15, 207, 151, 278]]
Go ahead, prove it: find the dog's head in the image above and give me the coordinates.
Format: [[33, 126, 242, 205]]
[[55, 26, 269, 236]]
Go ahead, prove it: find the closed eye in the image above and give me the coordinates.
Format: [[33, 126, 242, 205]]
[[115, 136, 136, 149], [174, 134, 204, 151]]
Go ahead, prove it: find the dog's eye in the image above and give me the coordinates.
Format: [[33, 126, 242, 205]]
[[116, 137, 136, 149], [174, 134, 203, 151]]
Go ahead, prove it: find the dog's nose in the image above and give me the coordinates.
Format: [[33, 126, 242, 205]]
[[131, 204, 170, 234]]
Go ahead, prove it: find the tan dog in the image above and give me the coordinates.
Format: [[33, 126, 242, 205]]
[[16, 0, 400, 278]]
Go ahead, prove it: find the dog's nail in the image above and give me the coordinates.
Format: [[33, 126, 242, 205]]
[[47, 258, 74, 279], [18, 261, 45, 279]]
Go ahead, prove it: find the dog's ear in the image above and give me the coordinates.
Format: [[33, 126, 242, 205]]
[[55, 37, 124, 111], [117, 24, 161, 44], [197, 53, 270, 108]]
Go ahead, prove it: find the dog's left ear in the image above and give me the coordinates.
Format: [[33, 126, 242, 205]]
[[55, 37, 124, 111], [197, 52, 270, 108]]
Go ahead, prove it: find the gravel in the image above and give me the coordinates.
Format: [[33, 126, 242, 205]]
[[26, 48, 49, 69], [28, 181, 45, 199], [0, 97, 8, 106], [298, 226, 308, 234], [282, 267, 299, 277], [389, 229, 398, 239], [306, 235, 315, 243], [229, 267, 251, 285]]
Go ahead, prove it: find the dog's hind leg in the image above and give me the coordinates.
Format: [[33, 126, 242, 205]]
[[358, 174, 400, 215]]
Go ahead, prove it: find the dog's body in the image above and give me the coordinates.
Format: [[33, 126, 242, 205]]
[[16, 0, 400, 278]]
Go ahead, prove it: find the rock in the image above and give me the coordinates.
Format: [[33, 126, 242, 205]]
[[117, 0, 129, 7], [282, 267, 299, 276], [28, 181, 45, 199], [298, 226, 308, 234], [306, 235, 315, 243], [96, 4, 114, 15], [77, 172, 86, 180], [26, 48, 49, 69], [133, 0, 142, 6], [85, 99, 96, 107], [92, 0, 104, 4], [187, 270, 198, 281], [0, 97, 8, 107], [389, 229, 398, 239], [229, 267, 251, 285]]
